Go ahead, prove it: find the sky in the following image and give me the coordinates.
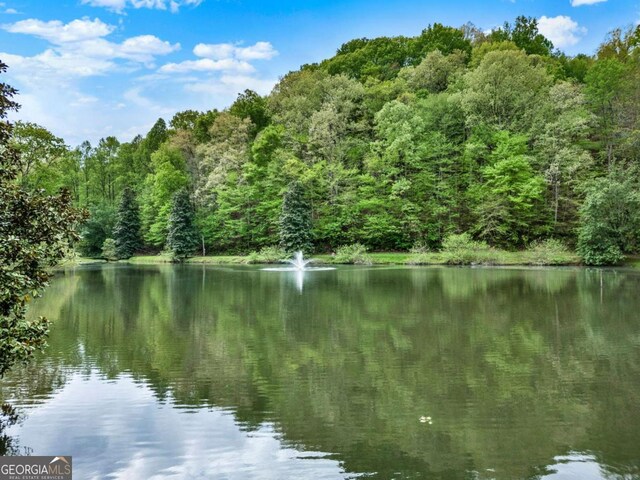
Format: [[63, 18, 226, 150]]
[[0, 0, 638, 146]]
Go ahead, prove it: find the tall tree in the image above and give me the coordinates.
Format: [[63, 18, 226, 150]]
[[461, 49, 552, 133], [0, 61, 84, 374], [471, 132, 548, 247], [229, 89, 271, 136], [140, 144, 189, 247], [577, 174, 640, 265], [166, 188, 198, 261], [488, 16, 554, 56], [113, 187, 142, 259], [9, 121, 66, 189], [280, 181, 313, 253]]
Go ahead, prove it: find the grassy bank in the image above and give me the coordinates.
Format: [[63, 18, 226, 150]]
[[69, 252, 640, 267], [57, 256, 107, 268], [118, 250, 583, 267], [126, 254, 247, 264], [74, 243, 640, 268]]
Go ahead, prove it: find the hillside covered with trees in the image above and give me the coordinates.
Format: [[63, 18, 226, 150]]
[[8, 17, 640, 265]]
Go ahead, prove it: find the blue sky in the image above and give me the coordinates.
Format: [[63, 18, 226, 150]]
[[0, 0, 638, 145]]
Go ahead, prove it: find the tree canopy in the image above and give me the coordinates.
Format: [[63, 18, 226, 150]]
[[0, 61, 84, 375], [6, 15, 640, 264]]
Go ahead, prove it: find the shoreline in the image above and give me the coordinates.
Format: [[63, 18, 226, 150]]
[[59, 252, 640, 268]]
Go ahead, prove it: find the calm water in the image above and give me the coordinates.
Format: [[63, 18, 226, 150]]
[[1, 264, 639, 479]]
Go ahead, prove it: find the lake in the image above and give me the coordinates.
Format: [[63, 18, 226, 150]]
[[1, 264, 639, 479]]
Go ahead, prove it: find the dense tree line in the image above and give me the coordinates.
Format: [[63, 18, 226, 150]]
[[8, 17, 640, 264]]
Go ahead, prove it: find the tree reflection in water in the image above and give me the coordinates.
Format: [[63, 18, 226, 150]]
[[0, 264, 638, 479]]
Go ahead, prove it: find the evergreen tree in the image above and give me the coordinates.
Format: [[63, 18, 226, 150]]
[[279, 181, 313, 253], [113, 187, 142, 259], [166, 189, 198, 261]]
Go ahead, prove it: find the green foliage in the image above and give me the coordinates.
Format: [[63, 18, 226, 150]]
[[246, 246, 287, 264], [144, 118, 168, 154], [140, 144, 189, 247], [166, 189, 199, 262], [101, 238, 118, 261], [470, 41, 520, 68], [322, 36, 412, 81], [597, 25, 640, 62], [334, 243, 372, 265], [9, 121, 66, 189], [405, 253, 436, 265], [412, 23, 472, 59], [461, 50, 552, 132], [229, 89, 270, 136], [400, 50, 466, 94], [0, 61, 84, 375], [77, 204, 116, 257], [440, 233, 496, 265], [487, 16, 554, 56], [410, 240, 431, 254], [319, 24, 470, 83], [170, 109, 201, 132], [193, 110, 219, 144], [577, 175, 640, 265], [526, 239, 575, 266], [10, 20, 640, 266], [472, 133, 548, 247], [113, 187, 142, 259], [279, 181, 313, 254]]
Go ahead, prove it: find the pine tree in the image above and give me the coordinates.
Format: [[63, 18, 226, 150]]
[[279, 181, 313, 253], [167, 189, 198, 261], [113, 187, 142, 259]]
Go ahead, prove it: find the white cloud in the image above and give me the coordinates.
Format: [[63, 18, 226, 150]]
[[193, 43, 236, 60], [120, 35, 181, 59], [4, 18, 114, 43], [2, 18, 180, 74], [186, 74, 277, 96], [538, 15, 587, 48], [570, 0, 607, 6], [81, 0, 203, 13], [160, 58, 254, 73], [161, 41, 277, 74], [1, 17, 182, 144], [2, 14, 276, 146], [3, 8, 19, 14], [194, 41, 278, 61], [1, 49, 115, 78], [81, 0, 126, 11]]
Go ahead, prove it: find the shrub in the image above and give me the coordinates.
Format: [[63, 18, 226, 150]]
[[526, 239, 575, 265], [577, 232, 624, 266], [576, 175, 640, 266], [334, 243, 372, 265], [406, 253, 435, 265], [410, 240, 431, 254], [246, 246, 287, 264], [101, 238, 118, 261], [440, 233, 497, 265]]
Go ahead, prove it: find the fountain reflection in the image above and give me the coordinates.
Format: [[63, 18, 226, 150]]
[[262, 251, 335, 292]]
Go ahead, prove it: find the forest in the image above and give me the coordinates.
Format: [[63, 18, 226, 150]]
[[8, 16, 640, 265]]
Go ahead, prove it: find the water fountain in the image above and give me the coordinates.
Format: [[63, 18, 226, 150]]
[[262, 251, 335, 292], [286, 251, 315, 270]]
